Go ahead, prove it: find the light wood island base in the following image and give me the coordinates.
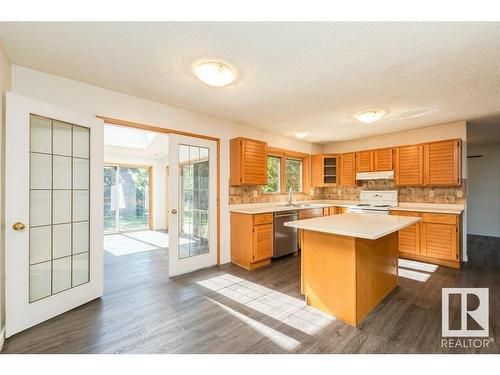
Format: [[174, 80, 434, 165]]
[[301, 230, 398, 327]]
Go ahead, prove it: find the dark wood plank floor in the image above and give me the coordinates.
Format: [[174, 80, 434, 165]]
[[2, 233, 499, 354]]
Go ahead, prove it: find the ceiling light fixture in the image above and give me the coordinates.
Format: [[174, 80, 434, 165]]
[[194, 61, 235, 87], [355, 109, 386, 123], [294, 131, 309, 139]]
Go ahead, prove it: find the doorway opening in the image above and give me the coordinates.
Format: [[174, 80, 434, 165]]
[[103, 124, 169, 264], [101, 119, 220, 278]]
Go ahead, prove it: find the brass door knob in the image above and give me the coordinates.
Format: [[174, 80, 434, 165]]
[[12, 222, 26, 231], [170, 209, 178, 214]]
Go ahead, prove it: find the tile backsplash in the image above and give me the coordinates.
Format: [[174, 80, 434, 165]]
[[229, 186, 322, 205], [229, 179, 466, 205], [318, 179, 467, 204]]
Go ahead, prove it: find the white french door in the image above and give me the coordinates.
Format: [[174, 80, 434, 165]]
[[4, 93, 104, 337], [168, 134, 217, 277]]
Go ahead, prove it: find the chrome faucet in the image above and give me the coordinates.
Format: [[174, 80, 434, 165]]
[[287, 187, 294, 205]]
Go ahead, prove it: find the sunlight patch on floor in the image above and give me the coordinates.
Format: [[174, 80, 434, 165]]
[[398, 258, 439, 273], [398, 258, 438, 282], [398, 268, 432, 282], [197, 273, 335, 335], [206, 297, 301, 351], [104, 233, 158, 256], [125, 230, 169, 248]]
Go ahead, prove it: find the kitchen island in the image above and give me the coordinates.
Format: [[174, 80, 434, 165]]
[[285, 213, 421, 327]]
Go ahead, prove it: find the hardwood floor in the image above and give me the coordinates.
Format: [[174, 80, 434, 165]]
[[2, 234, 499, 354]]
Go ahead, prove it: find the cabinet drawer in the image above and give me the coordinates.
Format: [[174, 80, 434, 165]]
[[421, 213, 458, 225], [253, 213, 273, 225]]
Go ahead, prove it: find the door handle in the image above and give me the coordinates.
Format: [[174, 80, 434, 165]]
[[12, 222, 26, 231], [170, 209, 178, 214]]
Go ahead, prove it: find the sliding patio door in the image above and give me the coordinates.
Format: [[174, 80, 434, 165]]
[[104, 165, 152, 233], [168, 134, 217, 276]]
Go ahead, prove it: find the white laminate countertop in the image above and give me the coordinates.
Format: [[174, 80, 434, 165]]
[[284, 213, 421, 240], [388, 203, 465, 215], [229, 200, 464, 215], [229, 200, 358, 214]]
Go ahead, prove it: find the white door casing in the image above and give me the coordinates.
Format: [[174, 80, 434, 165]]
[[168, 134, 217, 277], [5, 92, 104, 337]]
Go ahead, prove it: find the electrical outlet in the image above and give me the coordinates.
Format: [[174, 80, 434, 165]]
[[456, 190, 463, 198], [253, 190, 258, 198], [429, 190, 435, 198]]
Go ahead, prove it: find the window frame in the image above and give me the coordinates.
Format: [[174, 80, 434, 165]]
[[261, 147, 309, 194]]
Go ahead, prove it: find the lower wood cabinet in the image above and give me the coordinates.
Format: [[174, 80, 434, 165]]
[[390, 210, 460, 268], [231, 212, 273, 269], [298, 208, 325, 219], [252, 223, 273, 262]]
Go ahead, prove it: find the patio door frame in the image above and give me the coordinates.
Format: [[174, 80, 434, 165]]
[[103, 163, 153, 234], [97, 116, 221, 266]]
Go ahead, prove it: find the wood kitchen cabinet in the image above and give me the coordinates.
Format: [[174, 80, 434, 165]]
[[311, 154, 338, 187], [390, 211, 420, 256], [420, 213, 459, 263], [356, 150, 374, 172], [339, 153, 356, 187], [424, 139, 461, 186], [390, 210, 460, 268], [373, 148, 393, 171], [230, 137, 267, 186], [298, 208, 325, 219], [327, 206, 348, 215], [230, 212, 273, 269], [394, 144, 424, 186]]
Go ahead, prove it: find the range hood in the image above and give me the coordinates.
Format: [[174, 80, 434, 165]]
[[356, 171, 394, 180]]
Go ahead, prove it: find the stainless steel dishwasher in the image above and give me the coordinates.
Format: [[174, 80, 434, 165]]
[[273, 211, 298, 258]]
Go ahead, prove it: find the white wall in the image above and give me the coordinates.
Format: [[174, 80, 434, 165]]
[[324, 121, 468, 178], [104, 153, 168, 231], [0, 39, 12, 346], [11, 65, 323, 264], [467, 143, 500, 237]]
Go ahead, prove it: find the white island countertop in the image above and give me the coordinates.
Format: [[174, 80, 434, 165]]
[[284, 213, 421, 240]]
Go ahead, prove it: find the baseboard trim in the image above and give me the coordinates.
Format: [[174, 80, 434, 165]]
[[0, 325, 5, 352]]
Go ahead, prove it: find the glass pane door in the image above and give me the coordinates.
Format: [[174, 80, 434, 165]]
[[103, 165, 151, 233], [179, 145, 209, 259], [168, 134, 217, 277], [29, 115, 90, 303]]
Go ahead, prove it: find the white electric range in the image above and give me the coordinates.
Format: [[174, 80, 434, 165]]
[[348, 190, 398, 215]]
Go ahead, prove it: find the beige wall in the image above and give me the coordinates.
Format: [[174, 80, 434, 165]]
[[324, 121, 468, 178], [0, 39, 12, 343], [11, 65, 323, 264]]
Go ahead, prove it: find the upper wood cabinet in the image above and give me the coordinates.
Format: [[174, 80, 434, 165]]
[[356, 150, 374, 172], [374, 148, 393, 171], [424, 139, 461, 186], [230, 137, 267, 186], [311, 154, 338, 187], [340, 153, 356, 187], [394, 144, 424, 186]]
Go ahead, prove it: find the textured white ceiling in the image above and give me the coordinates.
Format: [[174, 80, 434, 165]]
[[1, 22, 499, 144]]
